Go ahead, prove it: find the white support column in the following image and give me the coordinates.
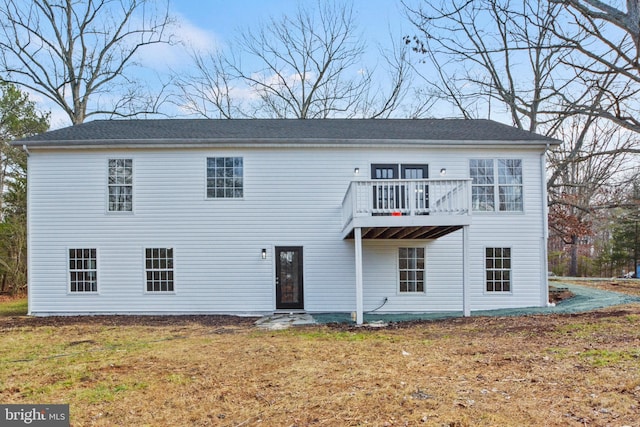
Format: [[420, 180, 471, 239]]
[[355, 227, 364, 324], [540, 149, 550, 307], [462, 225, 471, 317]]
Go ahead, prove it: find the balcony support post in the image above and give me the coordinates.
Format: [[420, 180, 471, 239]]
[[355, 227, 364, 325], [462, 225, 471, 316]]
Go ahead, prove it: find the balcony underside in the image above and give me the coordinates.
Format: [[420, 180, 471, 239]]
[[342, 215, 471, 240], [344, 224, 464, 239]]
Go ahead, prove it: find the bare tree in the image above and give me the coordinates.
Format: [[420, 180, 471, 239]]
[[174, 50, 239, 119], [547, 116, 635, 275], [403, 0, 640, 182], [403, 1, 619, 177], [405, 0, 640, 275], [174, 1, 411, 119], [0, 0, 173, 125], [404, 0, 572, 133], [552, 0, 640, 72], [550, 0, 640, 133]]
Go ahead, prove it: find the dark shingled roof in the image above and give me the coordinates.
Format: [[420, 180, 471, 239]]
[[17, 119, 560, 147]]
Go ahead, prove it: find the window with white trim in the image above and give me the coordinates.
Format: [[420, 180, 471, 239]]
[[108, 159, 133, 212], [207, 157, 243, 198], [470, 159, 523, 212], [497, 159, 523, 211], [485, 247, 511, 292], [399, 247, 425, 293], [145, 248, 174, 292], [69, 248, 97, 292]]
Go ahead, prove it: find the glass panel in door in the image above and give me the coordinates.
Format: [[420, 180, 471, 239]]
[[402, 164, 429, 214], [275, 247, 304, 309], [371, 164, 401, 213]]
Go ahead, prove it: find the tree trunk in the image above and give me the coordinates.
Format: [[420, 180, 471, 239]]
[[634, 220, 639, 277], [569, 236, 579, 276]]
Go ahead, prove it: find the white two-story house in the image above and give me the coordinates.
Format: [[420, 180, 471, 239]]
[[17, 119, 560, 323]]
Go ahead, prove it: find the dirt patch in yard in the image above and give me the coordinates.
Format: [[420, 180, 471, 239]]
[[0, 314, 257, 331], [548, 285, 574, 304]]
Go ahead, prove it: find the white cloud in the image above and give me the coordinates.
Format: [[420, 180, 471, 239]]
[[173, 13, 221, 53], [135, 12, 221, 70], [19, 89, 70, 129]]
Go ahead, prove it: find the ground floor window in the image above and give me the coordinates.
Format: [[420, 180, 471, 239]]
[[399, 247, 425, 293], [145, 248, 174, 292], [69, 248, 97, 292], [485, 247, 511, 292]]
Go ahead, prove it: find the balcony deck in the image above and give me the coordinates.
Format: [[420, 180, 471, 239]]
[[341, 179, 472, 239]]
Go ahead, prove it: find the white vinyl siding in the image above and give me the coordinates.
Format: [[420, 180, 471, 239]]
[[361, 236, 463, 313], [27, 146, 546, 315]]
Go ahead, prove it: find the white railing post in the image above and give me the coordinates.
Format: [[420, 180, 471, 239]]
[[467, 179, 472, 215], [341, 181, 353, 228], [352, 181, 357, 220]]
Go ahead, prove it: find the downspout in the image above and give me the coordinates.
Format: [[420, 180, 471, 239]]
[[22, 145, 31, 315], [541, 143, 550, 307]]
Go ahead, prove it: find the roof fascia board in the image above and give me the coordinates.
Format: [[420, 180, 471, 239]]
[[17, 138, 561, 150]]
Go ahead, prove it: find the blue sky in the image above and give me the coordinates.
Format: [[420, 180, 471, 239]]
[[171, 0, 412, 51], [129, 0, 415, 76], [45, 0, 421, 127], [158, 0, 416, 77]]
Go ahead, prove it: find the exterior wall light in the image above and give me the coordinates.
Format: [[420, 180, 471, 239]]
[[440, 168, 447, 176], [261, 248, 267, 259], [354, 167, 360, 175]]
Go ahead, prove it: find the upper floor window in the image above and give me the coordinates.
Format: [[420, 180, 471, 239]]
[[207, 157, 243, 199], [470, 159, 522, 212], [108, 159, 133, 212], [69, 248, 97, 292]]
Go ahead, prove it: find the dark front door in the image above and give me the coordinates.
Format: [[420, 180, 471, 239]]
[[275, 247, 304, 310], [371, 164, 401, 213], [402, 164, 429, 214], [371, 164, 430, 214]]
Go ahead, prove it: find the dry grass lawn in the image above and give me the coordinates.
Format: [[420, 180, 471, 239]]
[[1, 285, 640, 426]]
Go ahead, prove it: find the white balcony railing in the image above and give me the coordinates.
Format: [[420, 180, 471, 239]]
[[342, 179, 472, 228]]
